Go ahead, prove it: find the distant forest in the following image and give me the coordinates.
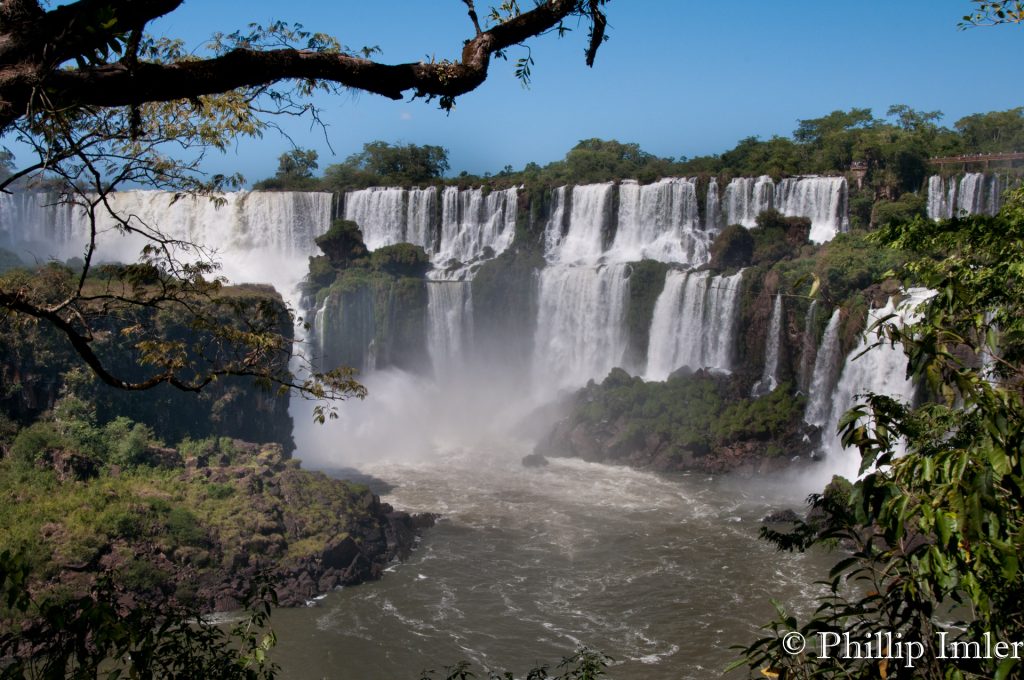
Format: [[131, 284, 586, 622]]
[[256, 105, 1024, 199]]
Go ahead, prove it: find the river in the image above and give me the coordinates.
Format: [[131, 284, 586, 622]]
[[270, 444, 835, 679]]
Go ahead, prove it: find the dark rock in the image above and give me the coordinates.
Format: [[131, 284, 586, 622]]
[[762, 509, 802, 524], [322, 536, 361, 571], [521, 452, 549, 467]]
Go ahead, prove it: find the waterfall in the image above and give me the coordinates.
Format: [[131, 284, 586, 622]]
[[751, 293, 783, 396], [775, 176, 849, 243], [548, 183, 614, 264], [803, 308, 842, 427], [958, 173, 986, 215], [533, 263, 631, 391], [723, 175, 775, 228], [607, 178, 709, 265], [644, 269, 744, 380], [705, 178, 721, 234], [342, 185, 516, 277], [821, 289, 934, 476], [544, 186, 569, 254], [926, 176, 950, 220], [426, 281, 474, 376], [927, 173, 1013, 220], [434, 187, 516, 274], [343, 187, 422, 250], [0, 190, 331, 296], [797, 300, 819, 393]]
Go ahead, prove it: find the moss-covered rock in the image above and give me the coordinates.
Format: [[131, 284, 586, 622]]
[[0, 434, 433, 611], [624, 260, 669, 368], [709, 224, 755, 269], [536, 369, 812, 474]]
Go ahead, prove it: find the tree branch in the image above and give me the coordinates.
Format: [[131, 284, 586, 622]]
[[0, 0, 596, 130]]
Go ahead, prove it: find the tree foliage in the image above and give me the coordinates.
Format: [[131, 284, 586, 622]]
[[0, 550, 279, 680], [322, 142, 451, 189]]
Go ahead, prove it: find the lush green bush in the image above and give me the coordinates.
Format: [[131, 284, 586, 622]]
[[870, 191, 926, 227], [314, 219, 368, 265], [709, 223, 755, 269], [9, 421, 65, 463], [369, 243, 431, 277]]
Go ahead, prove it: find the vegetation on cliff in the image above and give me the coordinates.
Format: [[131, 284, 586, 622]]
[[0, 393, 426, 613], [536, 368, 809, 474], [0, 265, 297, 451], [736, 186, 1024, 678]]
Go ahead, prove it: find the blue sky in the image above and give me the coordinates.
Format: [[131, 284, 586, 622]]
[[30, 2, 1024, 182]]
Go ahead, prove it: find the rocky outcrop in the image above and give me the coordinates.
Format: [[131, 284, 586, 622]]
[[535, 368, 815, 475], [32, 440, 435, 612]]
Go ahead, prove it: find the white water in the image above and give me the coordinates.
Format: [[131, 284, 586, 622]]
[[818, 289, 934, 479], [533, 264, 631, 392], [426, 281, 474, 377], [705, 178, 721, 234], [751, 293, 783, 396], [547, 183, 613, 265], [0, 190, 331, 303], [775, 177, 848, 243], [796, 300, 819, 393], [803, 308, 843, 427], [644, 269, 744, 380], [722, 175, 774, 228], [607, 178, 709, 266], [926, 173, 1011, 220], [342, 186, 517, 280]]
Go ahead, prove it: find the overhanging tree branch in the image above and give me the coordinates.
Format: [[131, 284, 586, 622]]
[[0, 0, 608, 132]]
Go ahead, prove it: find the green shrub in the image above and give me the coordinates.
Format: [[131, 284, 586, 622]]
[[10, 422, 66, 463], [109, 422, 156, 468], [166, 507, 205, 547], [709, 224, 755, 269], [369, 243, 430, 276]]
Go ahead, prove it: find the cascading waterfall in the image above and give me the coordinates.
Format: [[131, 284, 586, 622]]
[[775, 177, 848, 243], [803, 308, 843, 427], [821, 289, 934, 476], [547, 183, 614, 264], [341, 186, 516, 276], [926, 173, 1012, 220], [607, 178, 709, 266], [0, 190, 332, 297], [705, 178, 721, 234], [342, 187, 433, 251], [644, 269, 744, 381], [958, 173, 986, 215], [796, 300, 819, 393], [426, 281, 474, 376], [927, 175, 951, 220], [543, 186, 569, 254], [434, 187, 517, 274], [723, 175, 774, 228], [751, 293, 783, 396], [533, 263, 631, 391]]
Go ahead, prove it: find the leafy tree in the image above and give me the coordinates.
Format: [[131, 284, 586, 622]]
[[735, 188, 1024, 679], [323, 141, 450, 188], [955, 107, 1024, 153], [254, 148, 320, 189], [0, 550, 279, 679]]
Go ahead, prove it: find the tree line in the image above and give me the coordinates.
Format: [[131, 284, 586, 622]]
[[257, 105, 1024, 200]]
